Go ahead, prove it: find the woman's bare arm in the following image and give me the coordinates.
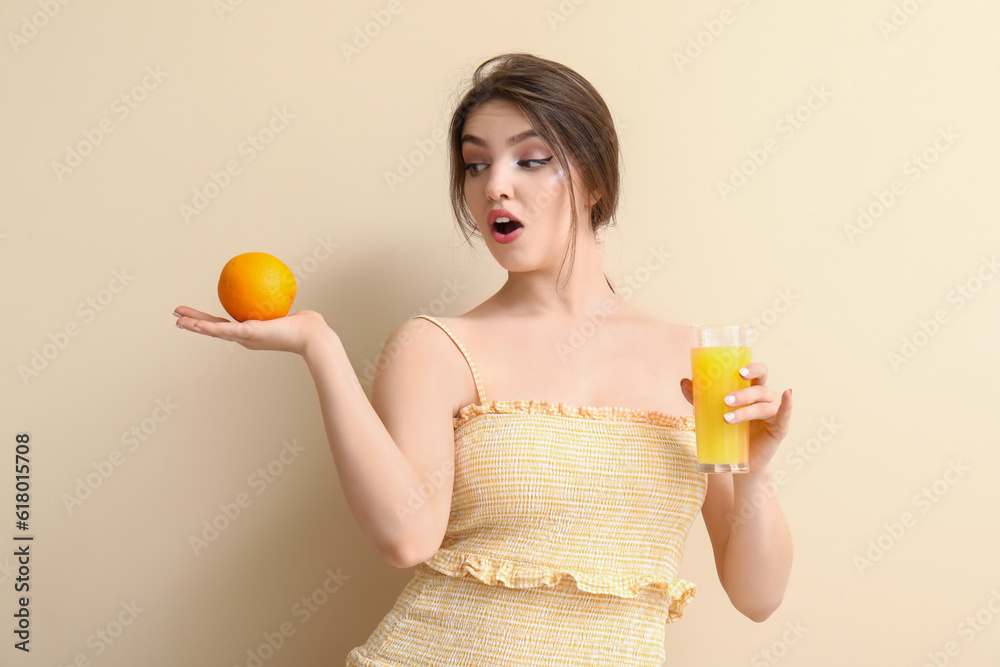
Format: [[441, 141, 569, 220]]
[[301, 317, 457, 567], [175, 307, 457, 568], [701, 466, 793, 621]]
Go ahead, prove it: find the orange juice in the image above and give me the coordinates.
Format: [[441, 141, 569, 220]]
[[690, 345, 752, 472]]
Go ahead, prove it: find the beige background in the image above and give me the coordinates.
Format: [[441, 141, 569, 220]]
[[2, 1, 999, 665]]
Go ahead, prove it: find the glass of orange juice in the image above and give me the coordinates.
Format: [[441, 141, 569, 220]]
[[690, 324, 752, 473]]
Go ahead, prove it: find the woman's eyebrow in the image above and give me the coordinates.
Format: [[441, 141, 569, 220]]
[[461, 129, 541, 148]]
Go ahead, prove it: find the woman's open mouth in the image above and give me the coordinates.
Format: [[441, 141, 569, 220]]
[[490, 212, 524, 244]]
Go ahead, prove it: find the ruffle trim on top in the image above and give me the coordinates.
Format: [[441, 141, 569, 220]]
[[423, 548, 698, 623], [453, 399, 696, 432]]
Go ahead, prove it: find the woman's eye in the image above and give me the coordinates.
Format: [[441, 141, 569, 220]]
[[464, 162, 488, 175], [519, 157, 554, 169]]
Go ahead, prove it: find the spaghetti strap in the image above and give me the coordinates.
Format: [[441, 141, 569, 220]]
[[411, 314, 487, 405]]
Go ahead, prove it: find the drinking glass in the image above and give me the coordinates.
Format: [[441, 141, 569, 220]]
[[690, 325, 752, 473]]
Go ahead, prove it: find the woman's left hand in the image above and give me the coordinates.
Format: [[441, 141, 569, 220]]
[[680, 362, 793, 470]]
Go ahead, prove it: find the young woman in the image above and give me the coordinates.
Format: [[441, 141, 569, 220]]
[[174, 53, 793, 666]]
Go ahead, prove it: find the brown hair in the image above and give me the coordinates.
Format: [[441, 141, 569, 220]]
[[448, 53, 621, 293]]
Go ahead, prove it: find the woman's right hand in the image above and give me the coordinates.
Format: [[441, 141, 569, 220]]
[[173, 306, 330, 356]]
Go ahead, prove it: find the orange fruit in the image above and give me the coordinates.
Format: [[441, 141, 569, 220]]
[[217, 252, 297, 322]]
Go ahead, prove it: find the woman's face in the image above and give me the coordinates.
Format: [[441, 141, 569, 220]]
[[460, 99, 592, 272]]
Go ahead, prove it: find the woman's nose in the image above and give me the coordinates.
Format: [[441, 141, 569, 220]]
[[484, 163, 513, 201]]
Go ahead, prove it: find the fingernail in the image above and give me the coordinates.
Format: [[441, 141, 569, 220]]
[[723, 412, 735, 422], [176, 324, 184, 329], [172, 311, 181, 318], [739, 367, 749, 378], [724, 394, 735, 406]]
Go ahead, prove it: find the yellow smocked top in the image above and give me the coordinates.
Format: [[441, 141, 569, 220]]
[[412, 314, 709, 622]]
